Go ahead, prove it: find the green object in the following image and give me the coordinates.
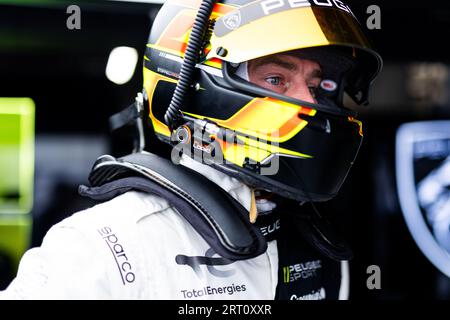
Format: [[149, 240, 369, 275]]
[[0, 98, 34, 270]]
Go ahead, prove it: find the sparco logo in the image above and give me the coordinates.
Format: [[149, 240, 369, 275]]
[[283, 259, 322, 283], [98, 227, 135, 284]]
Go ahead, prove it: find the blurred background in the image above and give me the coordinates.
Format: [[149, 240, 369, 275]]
[[1, 0, 450, 299]]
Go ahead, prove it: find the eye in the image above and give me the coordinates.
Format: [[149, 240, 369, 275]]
[[265, 76, 283, 86]]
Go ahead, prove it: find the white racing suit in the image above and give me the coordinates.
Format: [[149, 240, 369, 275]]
[[0, 155, 349, 300]]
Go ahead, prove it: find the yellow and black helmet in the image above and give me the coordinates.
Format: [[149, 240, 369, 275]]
[[142, 0, 382, 202]]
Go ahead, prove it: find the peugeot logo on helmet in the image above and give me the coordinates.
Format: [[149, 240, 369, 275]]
[[260, 0, 355, 17], [223, 11, 241, 30]]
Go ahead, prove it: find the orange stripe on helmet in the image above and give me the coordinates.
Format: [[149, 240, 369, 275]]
[[156, 11, 196, 54], [155, 3, 236, 57], [216, 97, 308, 140], [212, 3, 236, 16], [204, 57, 222, 69]]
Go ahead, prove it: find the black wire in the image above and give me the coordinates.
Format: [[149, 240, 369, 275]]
[[164, 0, 217, 131]]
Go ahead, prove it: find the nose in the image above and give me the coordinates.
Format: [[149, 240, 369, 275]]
[[286, 81, 316, 104]]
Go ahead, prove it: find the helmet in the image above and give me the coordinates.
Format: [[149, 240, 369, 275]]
[[142, 0, 382, 202]]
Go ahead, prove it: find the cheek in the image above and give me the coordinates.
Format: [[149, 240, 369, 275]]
[[260, 82, 286, 94], [251, 77, 267, 88]]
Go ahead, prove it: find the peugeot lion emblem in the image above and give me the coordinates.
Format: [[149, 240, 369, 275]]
[[223, 11, 241, 30], [396, 121, 450, 278]]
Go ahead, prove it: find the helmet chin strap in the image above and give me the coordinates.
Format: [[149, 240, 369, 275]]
[[249, 188, 258, 224]]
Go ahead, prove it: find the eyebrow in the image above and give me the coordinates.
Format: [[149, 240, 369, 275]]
[[250, 56, 323, 79], [251, 56, 297, 72]]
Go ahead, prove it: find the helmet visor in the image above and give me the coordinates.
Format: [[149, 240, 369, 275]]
[[208, 1, 381, 85], [211, 1, 370, 61]]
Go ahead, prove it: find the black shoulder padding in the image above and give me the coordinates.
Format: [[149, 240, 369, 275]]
[[79, 152, 267, 261]]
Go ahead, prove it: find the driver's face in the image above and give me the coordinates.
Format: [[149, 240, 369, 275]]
[[248, 53, 322, 104]]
